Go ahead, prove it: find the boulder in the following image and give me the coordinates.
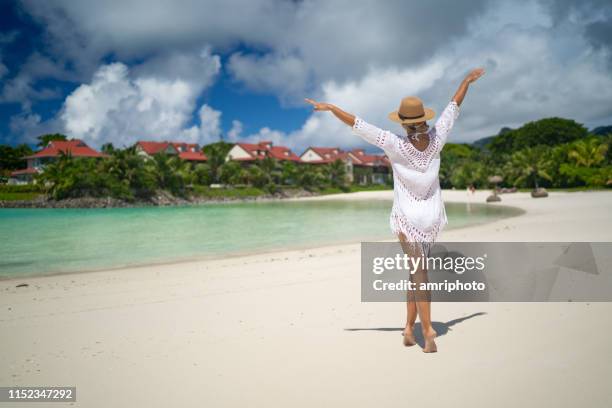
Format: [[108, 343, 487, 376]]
[[531, 188, 549, 198]]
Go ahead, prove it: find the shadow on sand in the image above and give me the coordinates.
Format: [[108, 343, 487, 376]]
[[344, 312, 486, 348]]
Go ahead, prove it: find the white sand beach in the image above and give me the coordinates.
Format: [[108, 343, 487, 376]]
[[1, 190, 611, 407]]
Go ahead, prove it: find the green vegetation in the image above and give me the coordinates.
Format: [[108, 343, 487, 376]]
[[0, 144, 33, 176], [6, 144, 358, 202], [0, 192, 42, 201], [441, 118, 612, 190], [1, 116, 609, 203], [0, 184, 43, 201]]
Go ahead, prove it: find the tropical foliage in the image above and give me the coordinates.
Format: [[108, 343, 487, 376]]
[[441, 117, 611, 190], [1, 116, 610, 202], [26, 147, 352, 201]]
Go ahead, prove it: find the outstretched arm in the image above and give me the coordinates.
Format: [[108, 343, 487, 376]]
[[452, 68, 485, 106], [305, 97, 397, 153], [434, 68, 485, 150], [304, 98, 355, 127]]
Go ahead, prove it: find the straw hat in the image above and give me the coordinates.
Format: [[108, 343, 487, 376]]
[[388, 96, 435, 124]]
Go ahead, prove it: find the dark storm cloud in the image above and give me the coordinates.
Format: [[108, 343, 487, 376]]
[[539, 0, 612, 54]]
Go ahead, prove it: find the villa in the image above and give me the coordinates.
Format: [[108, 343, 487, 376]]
[[300, 146, 391, 184], [225, 141, 301, 163], [9, 139, 108, 184], [134, 141, 208, 162]]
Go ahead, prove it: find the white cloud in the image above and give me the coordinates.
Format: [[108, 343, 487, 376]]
[[226, 120, 243, 141], [58, 47, 221, 147], [181, 104, 223, 144], [18, 0, 492, 104], [227, 52, 312, 106], [7, 0, 612, 149], [283, 0, 612, 148]]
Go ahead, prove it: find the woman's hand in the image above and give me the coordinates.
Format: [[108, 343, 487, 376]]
[[464, 67, 485, 84], [304, 98, 355, 126], [453, 67, 485, 106], [304, 98, 334, 111]]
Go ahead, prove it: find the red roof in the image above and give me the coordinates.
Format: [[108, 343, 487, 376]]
[[302, 146, 389, 167], [11, 168, 39, 176], [311, 147, 341, 156], [348, 149, 389, 167], [233, 141, 299, 162], [268, 146, 300, 162], [301, 146, 345, 163], [171, 142, 200, 153], [135, 141, 176, 155], [25, 140, 107, 159], [136, 141, 206, 161], [179, 151, 207, 161]]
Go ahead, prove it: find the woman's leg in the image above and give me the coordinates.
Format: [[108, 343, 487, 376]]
[[398, 234, 437, 352], [403, 293, 417, 346], [398, 233, 417, 346]]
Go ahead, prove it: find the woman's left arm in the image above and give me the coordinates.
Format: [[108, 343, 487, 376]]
[[452, 67, 485, 106], [434, 68, 485, 149]]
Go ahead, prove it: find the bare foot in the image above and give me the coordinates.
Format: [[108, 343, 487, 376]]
[[402, 325, 417, 347], [422, 328, 437, 353]]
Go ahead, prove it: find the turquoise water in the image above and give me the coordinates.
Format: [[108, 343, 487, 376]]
[[0, 200, 521, 278]]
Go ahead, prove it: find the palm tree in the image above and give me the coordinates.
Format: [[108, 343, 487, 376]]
[[326, 159, 348, 188], [281, 161, 298, 185], [193, 163, 212, 186], [246, 164, 268, 188], [203, 142, 233, 183], [567, 137, 608, 168], [510, 146, 552, 190], [295, 165, 324, 191], [151, 153, 191, 196], [218, 160, 244, 185], [103, 147, 144, 199], [257, 157, 281, 185], [36, 152, 74, 199]]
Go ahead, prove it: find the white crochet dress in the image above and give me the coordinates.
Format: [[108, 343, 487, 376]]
[[351, 101, 460, 254]]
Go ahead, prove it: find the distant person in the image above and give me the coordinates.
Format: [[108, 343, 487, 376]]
[[466, 184, 476, 212], [305, 67, 485, 352]]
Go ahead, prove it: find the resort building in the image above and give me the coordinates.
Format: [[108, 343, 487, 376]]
[[300, 146, 391, 185], [349, 148, 392, 185], [134, 141, 208, 162], [225, 141, 301, 163], [9, 139, 108, 184]]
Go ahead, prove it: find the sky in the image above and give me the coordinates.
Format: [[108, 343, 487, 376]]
[[0, 0, 611, 153]]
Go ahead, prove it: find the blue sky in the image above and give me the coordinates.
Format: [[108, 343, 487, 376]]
[[1, 0, 611, 153], [0, 1, 310, 147]]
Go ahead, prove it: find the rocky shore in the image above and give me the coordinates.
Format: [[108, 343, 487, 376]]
[[0, 189, 320, 208]]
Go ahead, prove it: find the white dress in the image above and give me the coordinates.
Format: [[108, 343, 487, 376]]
[[351, 100, 460, 253]]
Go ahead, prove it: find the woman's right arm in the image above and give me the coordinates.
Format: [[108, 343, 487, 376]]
[[304, 98, 396, 151], [304, 98, 355, 126]]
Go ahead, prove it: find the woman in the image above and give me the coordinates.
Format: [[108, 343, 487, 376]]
[[305, 67, 485, 353]]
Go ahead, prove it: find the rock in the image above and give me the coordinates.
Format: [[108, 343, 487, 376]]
[[486, 194, 501, 202], [531, 188, 549, 198]]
